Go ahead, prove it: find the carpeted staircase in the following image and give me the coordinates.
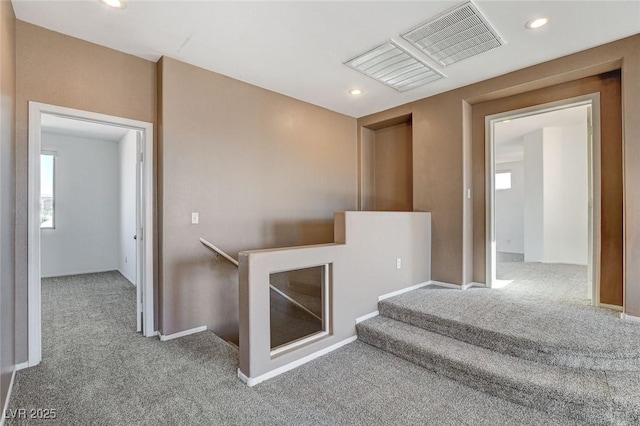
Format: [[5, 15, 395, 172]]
[[356, 286, 640, 425]]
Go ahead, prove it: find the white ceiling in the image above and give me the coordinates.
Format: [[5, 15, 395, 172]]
[[12, 1, 640, 118], [42, 113, 130, 141], [494, 104, 589, 163]]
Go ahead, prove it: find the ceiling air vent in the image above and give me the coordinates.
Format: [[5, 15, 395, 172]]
[[345, 42, 444, 92], [401, 1, 504, 66]]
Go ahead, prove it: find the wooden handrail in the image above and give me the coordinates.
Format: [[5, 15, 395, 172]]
[[199, 237, 239, 267]]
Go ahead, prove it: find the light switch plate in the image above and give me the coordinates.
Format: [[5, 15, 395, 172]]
[[191, 212, 199, 224]]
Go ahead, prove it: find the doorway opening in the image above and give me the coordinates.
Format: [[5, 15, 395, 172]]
[[360, 114, 413, 211], [27, 102, 155, 367], [486, 94, 601, 307]]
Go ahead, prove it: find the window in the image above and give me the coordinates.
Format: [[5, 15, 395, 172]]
[[496, 171, 511, 190], [40, 152, 55, 229]]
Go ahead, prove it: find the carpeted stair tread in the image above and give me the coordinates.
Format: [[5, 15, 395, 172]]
[[357, 315, 640, 425], [378, 286, 640, 370]]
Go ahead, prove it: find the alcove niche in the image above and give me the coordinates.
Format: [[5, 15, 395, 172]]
[[360, 114, 413, 211]]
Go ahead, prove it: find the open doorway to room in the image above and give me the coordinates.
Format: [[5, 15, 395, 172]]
[[27, 103, 154, 367], [486, 96, 599, 307]]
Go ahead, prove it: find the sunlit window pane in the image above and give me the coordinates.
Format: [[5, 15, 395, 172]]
[[496, 171, 511, 190]]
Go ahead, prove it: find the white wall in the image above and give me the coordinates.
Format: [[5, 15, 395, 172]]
[[118, 130, 137, 284], [41, 133, 119, 277], [495, 159, 524, 254], [521, 124, 588, 265], [542, 124, 588, 264], [523, 129, 544, 262]]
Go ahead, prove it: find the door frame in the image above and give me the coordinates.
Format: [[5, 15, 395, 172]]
[[27, 102, 156, 367], [485, 93, 602, 305]]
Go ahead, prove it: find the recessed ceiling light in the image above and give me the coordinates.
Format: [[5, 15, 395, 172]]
[[525, 17, 549, 30], [99, 0, 127, 9], [349, 89, 363, 96]]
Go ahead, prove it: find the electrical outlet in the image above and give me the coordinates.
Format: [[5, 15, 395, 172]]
[[396, 258, 402, 269], [191, 212, 199, 224]]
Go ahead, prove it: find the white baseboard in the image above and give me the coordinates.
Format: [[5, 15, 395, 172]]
[[600, 303, 623, 312], [428, 280, 462, 289], [428, 280, 481, 290], [15, 361, 30, 371], [159, 325, 207, 342], [41, 268, 118, 279], [238, 335, 358, 387], [378, 281, 430, 301], [117, 269, 136, 286], [621, 313, 640, 323], [355, 311, 379, 324], [1, 368, 16, 426]]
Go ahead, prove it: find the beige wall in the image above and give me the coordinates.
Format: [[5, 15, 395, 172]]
[[15, 21, 156, 362], [357, 34, 640, 315], [239, 211, 431, 380], [0, 0, 15, 409], [157, 57, 356, 339], [373, 122, 413, 211], [359, 96, 464, 285]]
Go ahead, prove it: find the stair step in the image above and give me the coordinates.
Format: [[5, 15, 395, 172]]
[[357, 316, 640, 425], [379, 287, 640, 370]]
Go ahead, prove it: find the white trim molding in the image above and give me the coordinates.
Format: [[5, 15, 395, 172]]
[[238, 335, 357, 387], [600, 303, 623, 312], [484, 93, 602, 302], [159, 325, 208, 342], [428, 280, 465, 290], [15, 361, 30, 371], [378, 281, 430, 301], [427, 281, 481, 290], [27, 102, 156, 367], [621, 313, 640, 323], [1, 368, 16, 426], [355, 311, 379, 324]]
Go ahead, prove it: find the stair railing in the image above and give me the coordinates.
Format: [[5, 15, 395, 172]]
[[199, 237, 238, 267]]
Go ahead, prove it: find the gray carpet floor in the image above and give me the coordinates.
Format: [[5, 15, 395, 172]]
[[6, 271, 575, 425], [356, 257, 640, 423], [381, 271, 640, 368], [496, 252, 591, 307]]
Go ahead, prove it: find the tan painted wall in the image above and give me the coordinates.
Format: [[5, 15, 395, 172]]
[[157, 57, 356, 339], [357, 34, 640, 316], [0, 0, 16, 409], [359, 97, 464, 285], [15, 21, 156, 362], [373, 122, 413, 211], [239, 211, 431, 380], [471, 72, 622, 305]]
